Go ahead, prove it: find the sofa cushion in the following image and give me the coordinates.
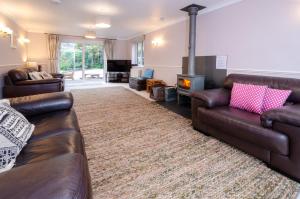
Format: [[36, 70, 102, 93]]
[[28, 110, 80, 141], [8, 69, 29, 82], [0, 154, 89, 199], [224, 74, 300, 104], [143, 69, 154, 79], [0, 101, 34, 173], [230, 83, 267, 114], [40, 71, 53, 79], [16, 130, 84, 166], [262, 88, 291, 112], [197, 106, 289, 155], [29, 72, 43, 80]]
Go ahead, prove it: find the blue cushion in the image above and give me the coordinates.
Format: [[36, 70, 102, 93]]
[[143, 69, 154, 79]]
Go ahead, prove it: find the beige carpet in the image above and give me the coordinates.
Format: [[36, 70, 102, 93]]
[[72, 87, 299, 199]]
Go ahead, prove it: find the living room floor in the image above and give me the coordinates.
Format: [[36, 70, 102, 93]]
[[65, 79, 154, 101], [65, 79, 192, 119], [71, 87, 300, 198]]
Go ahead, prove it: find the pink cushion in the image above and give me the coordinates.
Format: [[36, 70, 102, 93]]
[[262, 88, 291, 112], [230, 83, 267, 114]]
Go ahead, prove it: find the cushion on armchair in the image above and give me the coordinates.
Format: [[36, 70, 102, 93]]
[[142, 69, 154, 79]]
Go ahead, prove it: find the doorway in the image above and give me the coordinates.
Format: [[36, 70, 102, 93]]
[[59, 42, 104, 80]]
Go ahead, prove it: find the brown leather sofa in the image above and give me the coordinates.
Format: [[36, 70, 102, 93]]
[[3, 67, 65, 98], [0, 92, 92, 199], [192, 74, 300, 181]]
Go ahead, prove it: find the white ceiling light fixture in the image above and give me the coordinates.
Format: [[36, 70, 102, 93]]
[[51, 0, 62, 4], [96, 17, 111, 29], [0, 23, 13, 37], [84, 30, 96, 39]]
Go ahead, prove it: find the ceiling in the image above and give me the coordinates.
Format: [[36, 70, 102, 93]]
[[0, 0, 242, 40]]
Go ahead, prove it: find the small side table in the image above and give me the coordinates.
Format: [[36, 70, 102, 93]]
[[146, 79, 165, 93]]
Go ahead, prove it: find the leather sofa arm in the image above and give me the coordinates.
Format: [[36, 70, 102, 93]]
[[51, 73, 64, 79], [191, 88, 231, 108], [15, 78, 63, 86], [261, 104, 300, 128], [9, 92, 73, 117], [0, 154, 88, 199]]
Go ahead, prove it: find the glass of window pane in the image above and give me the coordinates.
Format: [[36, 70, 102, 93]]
[[84, 44, 104, 79], [59, 43, 83, 80]]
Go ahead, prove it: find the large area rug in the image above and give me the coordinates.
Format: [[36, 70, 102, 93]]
[[72, 87, 299, 199]]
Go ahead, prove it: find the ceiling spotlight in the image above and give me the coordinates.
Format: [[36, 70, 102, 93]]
[[84, 30, 96, 39], [0, 23, 13, 37]]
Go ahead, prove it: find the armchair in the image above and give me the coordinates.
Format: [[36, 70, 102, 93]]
[[129, 68, 154, 91], [3, 67, 65, 98]]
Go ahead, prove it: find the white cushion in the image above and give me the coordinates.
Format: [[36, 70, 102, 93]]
[[0, 100, 34, 173], [40, 71, 53, 79], [29, 71, 43, 80]]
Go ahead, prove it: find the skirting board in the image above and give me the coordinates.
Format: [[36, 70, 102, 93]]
[[227, 68, 300, 79]]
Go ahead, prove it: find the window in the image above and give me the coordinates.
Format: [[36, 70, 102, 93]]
[[84, 44, 104, 70], [132, 41, 144, 66], [60, 43, 83, 72], [59, 42, 104, 80]]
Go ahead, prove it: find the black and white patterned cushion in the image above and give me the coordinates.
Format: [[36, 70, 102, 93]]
[[28, 71, 43, 80], [0, 100, 34, 173]]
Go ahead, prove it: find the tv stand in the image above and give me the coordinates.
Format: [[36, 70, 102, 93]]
[[105, 72, 130, 83]]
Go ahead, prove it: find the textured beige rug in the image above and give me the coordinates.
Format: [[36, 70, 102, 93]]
[[72, 87, 299, 199]]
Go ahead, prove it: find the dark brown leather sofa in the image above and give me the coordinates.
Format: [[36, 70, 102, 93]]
[[3, 67, 65, 98], [0, 92, 92, 199], [192, 74, 300, 181]]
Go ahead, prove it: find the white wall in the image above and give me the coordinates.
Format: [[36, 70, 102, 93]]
[[144, 21, 188, 85], [141, 0, 300, 85], [27, 32, 49, 71], [0, 14, 28, 98], [197, 0, 300, 78], [113, 40, 130, 60], [0, 14, 27, 68]]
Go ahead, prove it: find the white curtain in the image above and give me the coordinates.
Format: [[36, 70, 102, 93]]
[[104, 40, 114, 60], [48, 34, 60, 73]]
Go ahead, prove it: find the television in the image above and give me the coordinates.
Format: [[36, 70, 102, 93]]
[[107, 60, 132, 72]]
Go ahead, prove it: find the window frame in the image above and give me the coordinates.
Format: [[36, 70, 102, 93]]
[[132, 41, 144, 67]]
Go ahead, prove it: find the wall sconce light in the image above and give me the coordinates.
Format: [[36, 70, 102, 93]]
[[18, 37, 30, 44], [152, 38, 163, 47], [0, 23, 13, 37]]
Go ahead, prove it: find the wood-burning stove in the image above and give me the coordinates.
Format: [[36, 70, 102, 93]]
[[177, 4, 206, 104], [177, 74, 205, 104]]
